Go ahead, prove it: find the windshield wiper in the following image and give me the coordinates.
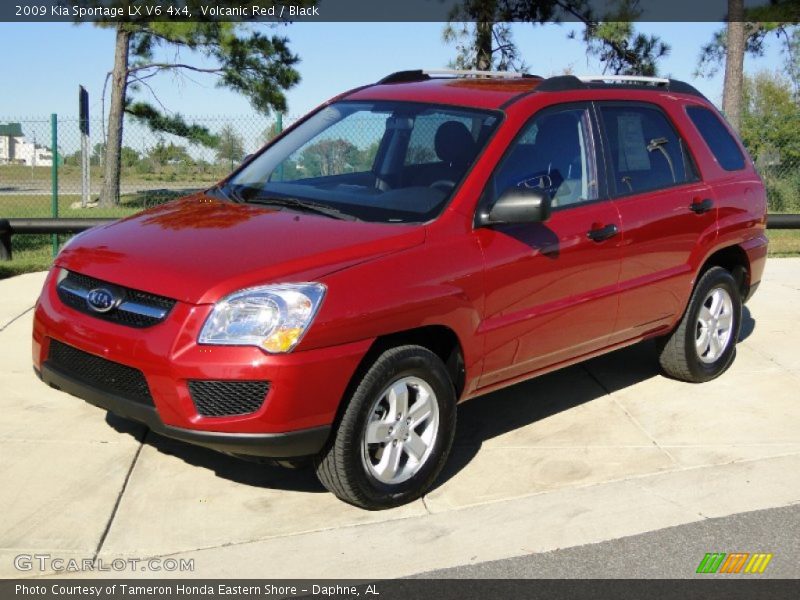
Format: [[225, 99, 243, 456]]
[[207, 183, 246, 203], [246, 195, 358, 221]]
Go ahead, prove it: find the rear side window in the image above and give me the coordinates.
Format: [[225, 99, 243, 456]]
[[600, 104, 695, 195], [686, 106, 746, 171]]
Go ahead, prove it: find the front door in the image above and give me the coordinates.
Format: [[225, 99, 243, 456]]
[[475, 103, 623, 388]]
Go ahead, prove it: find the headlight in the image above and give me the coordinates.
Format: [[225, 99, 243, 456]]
[[198, 283, 326, 353]]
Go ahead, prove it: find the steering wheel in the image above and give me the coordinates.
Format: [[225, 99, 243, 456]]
[[514, 169, 564, 198], [429, 179, 456, 192]]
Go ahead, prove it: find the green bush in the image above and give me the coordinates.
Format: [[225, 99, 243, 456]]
[[764, 170, 800, 213], [134, 158, 155, 175]]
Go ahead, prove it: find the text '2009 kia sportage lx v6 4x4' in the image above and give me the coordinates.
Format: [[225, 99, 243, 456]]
[[33, 71, 767, 509]]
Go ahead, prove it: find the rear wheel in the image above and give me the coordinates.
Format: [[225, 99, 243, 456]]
[[315, 345, 456, 509], [657, 266, 742, 383]]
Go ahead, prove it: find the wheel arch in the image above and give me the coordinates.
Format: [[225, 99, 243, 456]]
[[329, 325, 466, 432], [697, 243, 751, 300], [360, 325, 467, 401]]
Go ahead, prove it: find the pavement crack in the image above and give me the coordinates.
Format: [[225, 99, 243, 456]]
[[631, 479, 710, 521], [745, 343, 800, 382], [581, 364, 679, 467], [421, 495, 432, 515], [93, 430, 147, 561], [0, 306, 34, 333], [612, 396, 679, 466]]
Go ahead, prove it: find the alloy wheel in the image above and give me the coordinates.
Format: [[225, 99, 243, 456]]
[[360, 376, 440, 485], [695, 287, 734, 364]]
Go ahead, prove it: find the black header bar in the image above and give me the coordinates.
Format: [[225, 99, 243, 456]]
[[0, 1, 785, 23]]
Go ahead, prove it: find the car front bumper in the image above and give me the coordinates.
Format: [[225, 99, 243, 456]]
[[36, 363, 331, 458], [33, 268, 372, 458]]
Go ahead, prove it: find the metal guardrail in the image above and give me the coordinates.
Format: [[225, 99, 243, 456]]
[[0, 218, 114, 260], [1, 214, 799, 262], [765, 214, 800, 229]]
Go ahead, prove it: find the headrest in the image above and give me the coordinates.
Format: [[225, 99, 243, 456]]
[[434, 121, 476, 165]]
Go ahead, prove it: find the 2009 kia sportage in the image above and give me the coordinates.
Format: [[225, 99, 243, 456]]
[[33, 70, 768, 509]]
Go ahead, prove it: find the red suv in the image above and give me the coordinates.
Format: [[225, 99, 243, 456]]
[[33, 71, 767, 509]]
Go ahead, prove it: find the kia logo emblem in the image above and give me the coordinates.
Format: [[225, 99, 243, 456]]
[[86, 288, 118, 313]]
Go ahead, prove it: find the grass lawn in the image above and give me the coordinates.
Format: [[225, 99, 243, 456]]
[[0, 251, 53, 280], [0, 164, 225, 189], [766, 229, 800, 256], [0, 191, 186, 219]]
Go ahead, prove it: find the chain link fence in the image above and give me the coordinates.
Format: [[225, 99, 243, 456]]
[[0, 114, 297, 213], [757, 157, 800, 214], [0, 114, 296, 259]]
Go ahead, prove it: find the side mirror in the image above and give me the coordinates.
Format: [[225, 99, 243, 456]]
[[478, 187, 551, 226]]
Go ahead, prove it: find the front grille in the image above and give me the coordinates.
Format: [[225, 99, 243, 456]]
[[56, 270, 176, 328], [48, 340, 154, 406], [188, 380, 270, 417]]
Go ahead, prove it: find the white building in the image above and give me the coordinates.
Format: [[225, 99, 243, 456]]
[[14, 138, 54, 167], [0, 135, 10, 163], [0, 123, 54, 167]]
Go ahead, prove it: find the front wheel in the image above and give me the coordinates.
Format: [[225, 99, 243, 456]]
[[657, 266, 742, 383], [315, 345, 456, 509]]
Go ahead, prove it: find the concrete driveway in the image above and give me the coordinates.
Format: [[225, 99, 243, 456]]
[[1, 260, 799, 579]]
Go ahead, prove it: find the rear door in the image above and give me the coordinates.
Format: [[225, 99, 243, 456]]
[[596, 102, 718, 342], [475, 103, 623, 388]]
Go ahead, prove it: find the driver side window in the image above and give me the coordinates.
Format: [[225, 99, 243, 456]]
[[492, 106, 599, 208]]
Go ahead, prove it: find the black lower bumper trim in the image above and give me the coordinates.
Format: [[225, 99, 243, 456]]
[[38, 363, 331, 459], [744, 280, 761, 304]]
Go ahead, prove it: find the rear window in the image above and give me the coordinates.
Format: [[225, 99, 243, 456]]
[[686, 106, 746, 171], [599, 104, 695, 195]]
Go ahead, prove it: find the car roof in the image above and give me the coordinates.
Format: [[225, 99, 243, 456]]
[[345, 77, 543, 110], [343, 72, 707, 111]]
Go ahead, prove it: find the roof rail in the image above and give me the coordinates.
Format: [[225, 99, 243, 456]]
[[536, 74, 706, 98], [577, 75, 669, 85], [423, 69, 531, 79], [378, 69, 540, 84]]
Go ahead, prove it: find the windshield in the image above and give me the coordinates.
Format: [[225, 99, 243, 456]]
[[226, 101, 501, 223]]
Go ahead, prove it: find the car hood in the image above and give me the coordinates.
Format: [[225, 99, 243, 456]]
[[56, 195, 426, 304]]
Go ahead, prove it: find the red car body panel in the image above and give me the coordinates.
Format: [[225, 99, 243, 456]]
[[475, 200, 623, 387], [33, 77, 767, 457], [55, 197, 426, 305], [346, 77, 541, 110]]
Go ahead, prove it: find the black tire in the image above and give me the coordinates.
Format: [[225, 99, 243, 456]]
[[657, 266, 742, 383], [314, 345, 457, 510]]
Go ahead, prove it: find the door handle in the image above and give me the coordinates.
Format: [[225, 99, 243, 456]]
[[689, 198, 714, 214], [587, 223, 619, 242]]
